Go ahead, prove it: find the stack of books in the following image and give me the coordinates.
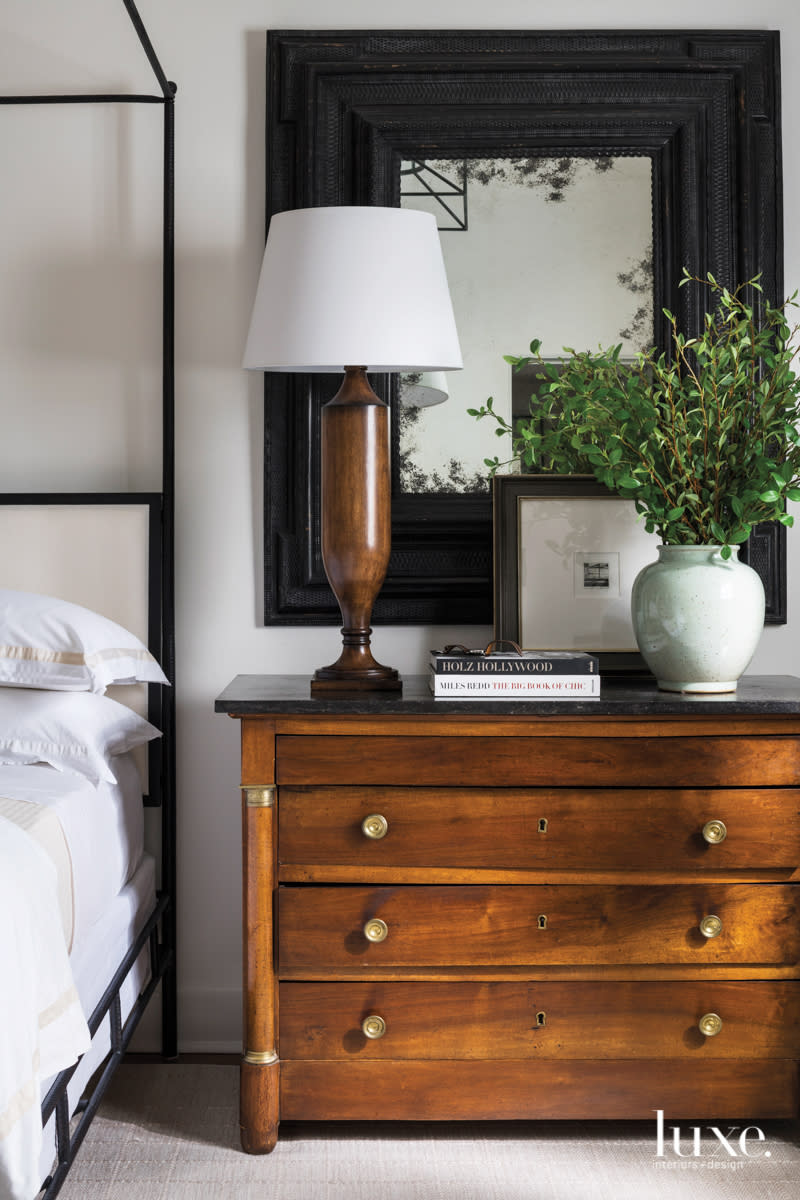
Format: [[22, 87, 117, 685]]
[[428, 646, 600, 699]]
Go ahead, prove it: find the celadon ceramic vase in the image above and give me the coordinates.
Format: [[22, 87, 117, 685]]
[[630, 545, 765, 693]]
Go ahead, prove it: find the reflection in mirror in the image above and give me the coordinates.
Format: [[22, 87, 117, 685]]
[[399, 156, 654, 494], [398, 371, 449, 408]]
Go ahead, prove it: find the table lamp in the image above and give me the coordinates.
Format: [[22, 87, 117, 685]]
[[243, 206, 462, 693]]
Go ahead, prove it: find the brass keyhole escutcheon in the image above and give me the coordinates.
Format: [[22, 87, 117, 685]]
[[364, 918, 389, 943], [538, 914, 548, 930], [702, 819, 727, 845], [699, 1012, 723, 1037], [699, 914, 723, 939], [362, 1014, 387, 1039], [361, 813, 389, 840], [536, 1011, 547, 1027], [538, 818, 548, 833]]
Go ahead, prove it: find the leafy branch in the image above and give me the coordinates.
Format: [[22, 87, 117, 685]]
[[469, 271, 800, 556]]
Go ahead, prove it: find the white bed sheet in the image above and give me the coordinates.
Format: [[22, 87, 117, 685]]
[[37, 852, 157, 1191], [0, 753, 144, 948]]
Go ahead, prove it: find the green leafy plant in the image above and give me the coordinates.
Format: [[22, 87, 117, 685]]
[[469, 270, 800, 556]]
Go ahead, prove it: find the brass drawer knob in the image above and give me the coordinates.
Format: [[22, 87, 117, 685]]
[[361, 1014, 387, 1039], [699, 1012, 723, 1037], [364, 918, 389, 943], [361, 813, 389, 840], [702, 819, 727, 844], [699, 914, 723, 939]]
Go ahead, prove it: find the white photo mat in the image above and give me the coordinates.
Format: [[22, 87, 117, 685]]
[[517, 495, 660, 651]]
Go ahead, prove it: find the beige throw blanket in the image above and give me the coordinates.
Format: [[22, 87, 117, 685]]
[[0, 799, 89, 1200], [0, 797, 74, 951]]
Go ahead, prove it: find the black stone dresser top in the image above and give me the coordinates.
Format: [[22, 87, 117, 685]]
[[216, 674, 800, 718]]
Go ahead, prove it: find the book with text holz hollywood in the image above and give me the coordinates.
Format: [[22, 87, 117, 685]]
[[430, 641, 599, 676], [428, 671, 601, 699]]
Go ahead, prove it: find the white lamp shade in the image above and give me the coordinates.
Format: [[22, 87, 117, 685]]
[[243, 206, 462, 373]]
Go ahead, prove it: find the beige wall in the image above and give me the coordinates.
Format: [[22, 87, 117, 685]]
[[2, 0, 799, 1050]]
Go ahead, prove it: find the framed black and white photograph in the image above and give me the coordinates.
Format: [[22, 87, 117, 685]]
[[493, 475, 662, 673]]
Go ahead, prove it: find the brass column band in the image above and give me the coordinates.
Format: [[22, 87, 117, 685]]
[[244, 1049, 279, 1066], [242, 786, 275, 807]]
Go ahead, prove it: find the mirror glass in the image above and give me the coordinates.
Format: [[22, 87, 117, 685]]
[[398, 155, 654, 494]]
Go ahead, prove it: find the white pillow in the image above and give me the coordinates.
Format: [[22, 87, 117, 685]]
[[0, 688, 162, 786], [0, 589, 169, 693]]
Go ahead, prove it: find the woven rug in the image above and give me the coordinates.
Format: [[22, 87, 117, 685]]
[[57, 1064, 800, 1200]]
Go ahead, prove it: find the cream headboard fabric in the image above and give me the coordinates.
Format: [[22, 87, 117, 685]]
[[0, 502, 150, 641], [0, 500, 155, 720]]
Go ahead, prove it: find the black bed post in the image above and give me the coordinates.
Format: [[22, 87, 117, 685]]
[[159, 76, 178, 1062], [120, 0, 179, 1063]]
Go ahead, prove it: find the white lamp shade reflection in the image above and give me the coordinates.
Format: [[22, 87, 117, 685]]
[[399, 371, 449, 407]]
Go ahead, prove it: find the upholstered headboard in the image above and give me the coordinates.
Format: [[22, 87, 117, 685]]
[[0, 491, 165, 792], [0, 496, 157, 643]]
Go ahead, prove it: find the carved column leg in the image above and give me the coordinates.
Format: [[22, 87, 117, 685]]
[[241, 784, 278, 1152]]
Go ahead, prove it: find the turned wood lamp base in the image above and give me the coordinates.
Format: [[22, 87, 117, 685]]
[[311, 659, 401, 693], [311, 366, 402, 695]]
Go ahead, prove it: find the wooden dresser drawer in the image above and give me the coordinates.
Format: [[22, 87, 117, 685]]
[[279, 980, 800, 1060], [276, 734, 800, 788], [280, 1060, 799, 1122], [278, 786, 800, 874], [279, 883, 800, 973]]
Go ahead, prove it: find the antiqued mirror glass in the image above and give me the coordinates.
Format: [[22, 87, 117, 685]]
[[398, 155, 654, 494]]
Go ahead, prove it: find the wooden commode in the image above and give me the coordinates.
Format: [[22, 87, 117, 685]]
[[215, 674, 800, 1152]]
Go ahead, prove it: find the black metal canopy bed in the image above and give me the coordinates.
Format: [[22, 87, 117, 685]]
[[0, 4, 176, 1199]]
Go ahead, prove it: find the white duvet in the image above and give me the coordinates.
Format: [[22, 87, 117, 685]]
[[0, 810, 90, 1200]]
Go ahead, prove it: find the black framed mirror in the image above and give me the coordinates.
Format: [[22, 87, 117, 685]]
[[262, 30, 784, 626]]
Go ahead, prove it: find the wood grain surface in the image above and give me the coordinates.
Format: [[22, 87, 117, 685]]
[[276, 734, 800, 787], [280, 1059, 799, 1121], [279, 979, 800, 1060], [278, 883, 800, 972], [278, 786, 800, 872]]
